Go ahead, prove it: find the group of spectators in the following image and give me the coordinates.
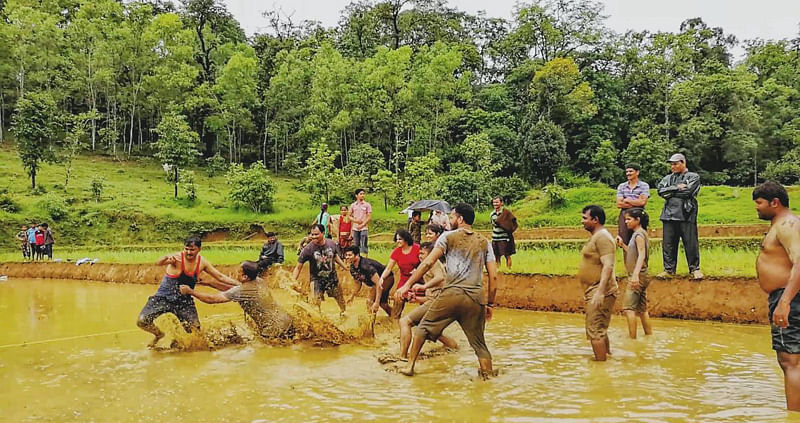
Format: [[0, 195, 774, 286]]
[[15, 222, 55, 261], [616, 153, 703, 280]]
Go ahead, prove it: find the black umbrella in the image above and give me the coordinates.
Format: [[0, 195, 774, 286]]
[[402, 199, 451, 213]]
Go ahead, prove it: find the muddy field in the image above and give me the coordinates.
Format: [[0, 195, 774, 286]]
[[0, 262, 768, 325]]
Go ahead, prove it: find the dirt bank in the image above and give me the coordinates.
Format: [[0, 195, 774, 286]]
[[0, 262, 768, 325]]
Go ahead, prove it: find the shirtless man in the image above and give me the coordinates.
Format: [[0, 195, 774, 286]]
[[754, 181, 800, 411], [179, 261, 293, 339], [136, 236, 240, 347], [578, 205, 618, 361]]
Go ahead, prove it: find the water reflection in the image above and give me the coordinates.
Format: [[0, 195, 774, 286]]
[[0, 278, 795, 422]]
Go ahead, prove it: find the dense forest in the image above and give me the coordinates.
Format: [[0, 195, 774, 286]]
[[2, 0, 800, 207]]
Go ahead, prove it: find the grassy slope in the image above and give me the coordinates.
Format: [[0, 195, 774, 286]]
[[1, 144, 797, 249], [514, 185, 800, 228]]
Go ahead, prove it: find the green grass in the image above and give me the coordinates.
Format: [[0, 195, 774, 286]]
[[0, 243, 759, 277], [0, 143, 796, 250], [513, 185, 800, 228]]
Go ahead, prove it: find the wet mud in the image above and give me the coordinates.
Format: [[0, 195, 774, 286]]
[[0, 262, 769, 324]]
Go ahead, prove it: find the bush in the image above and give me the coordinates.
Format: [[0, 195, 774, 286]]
[[180, 170, 197, 202], [37, 193, 69, 220], [440, 172, 482, 208], [487, 175, 529, 205], [0, 193, 19, 213], [205, 153, 229, 177], [519, 118, 567, 185], [543, 184, 566, 209], [282, 152, 304, 178], [554, 167, 593, 188], [344, 144, 385, 182], [90, 176, 104, 202], [620, 133, 673, 186], [226, 163, 276, 213], [762, 159, 800, 185]]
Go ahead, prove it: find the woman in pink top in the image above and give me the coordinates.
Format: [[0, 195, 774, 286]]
[[376, 229, 420, 319]]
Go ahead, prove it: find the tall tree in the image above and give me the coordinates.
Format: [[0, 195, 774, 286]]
[[12, 91, 60, 189], [153, 112, 200, 198]]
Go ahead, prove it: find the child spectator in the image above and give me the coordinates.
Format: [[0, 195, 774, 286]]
[[16, 225, 31, 260]]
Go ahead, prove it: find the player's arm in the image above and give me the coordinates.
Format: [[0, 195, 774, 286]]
[[774, 219, 800, 327], [591, 253, 616, 306], [399, 248, 443, 300], [630, 236, 647, 286], [179, 285, 231, 304], [156, 253, 179, 266], [200, 261, 240, 290]]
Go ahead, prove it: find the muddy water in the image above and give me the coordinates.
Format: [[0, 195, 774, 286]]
[[0, 278, 796, 422]]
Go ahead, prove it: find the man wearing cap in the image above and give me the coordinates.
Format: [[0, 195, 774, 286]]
[[657, 153, 703, 280], [615, 163, 650, 257]]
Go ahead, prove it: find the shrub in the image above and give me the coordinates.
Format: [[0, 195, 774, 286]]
[[620, 133, 673, 186], [0, 193, 19, 213], [762, 159, 800, 185], [90, 176, 104, 202], [344, 144, 385, 182], [543, 184, 566, 208], [205, 153, 228, 176], [554, 167, 593, 188], [440, 172, 482, 207], [488, 175, 529, 205], [226, 163, 276, 213], [38, 193, 69, 220], [282, 152, 304, 178], [519, 118, 567, 185], [180, 170, 197, 202]]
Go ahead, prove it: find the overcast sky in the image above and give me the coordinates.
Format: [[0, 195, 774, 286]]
[[222, 0, 800, 47]]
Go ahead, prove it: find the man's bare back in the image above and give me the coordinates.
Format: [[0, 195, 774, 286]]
[[758, 215, 800, 294]]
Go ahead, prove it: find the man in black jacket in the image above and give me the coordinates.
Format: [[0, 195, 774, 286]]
[[657, 153, 703, 280], [257, 232, 284, 271]]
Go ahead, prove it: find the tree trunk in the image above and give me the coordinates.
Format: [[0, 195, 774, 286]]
[[30, 168, 36, 189], [0, 91, 4, 143], [174, 166, 179, 198]]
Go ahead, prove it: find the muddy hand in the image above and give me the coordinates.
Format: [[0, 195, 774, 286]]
[[179, 285, 192, 295], [774, 302, 790, 328]]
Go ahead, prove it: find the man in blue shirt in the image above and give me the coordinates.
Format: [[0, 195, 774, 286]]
[[615, 163, 650, 254]]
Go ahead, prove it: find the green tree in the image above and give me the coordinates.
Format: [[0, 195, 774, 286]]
[[620, 133, 673, 186], [589, 140, 620, 185], [12, 91, 60, 189], [153, 112, 200, 198], [303, 141, 343, 204], [344, 143, 385, 183], [519, 118, 566, 185], [372, 168, 398, 211], [62, 113, 89, 189], [225, 163, 276, 213]]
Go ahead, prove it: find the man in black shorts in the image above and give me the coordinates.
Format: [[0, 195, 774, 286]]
[[754, 181, 800, 410], [292, 224, 348, 315], [399, 203, 498, 379], [344, 246, 394, 316]]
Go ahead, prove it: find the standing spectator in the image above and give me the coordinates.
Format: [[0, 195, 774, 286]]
[[34, 224, 46, 261], [16, 225, 31, 261], [257, 232, 284, 271], [335, 205, 354, 254], [42, 223, 55, 260], [657, 153, 702, 280], [349, 188, 372, 256], [313, 203, 332, 239], [490, 196, 518, 269], [407, 210, 424, 244], [615, 163, 650, 253], [27, 223, 37, 260]]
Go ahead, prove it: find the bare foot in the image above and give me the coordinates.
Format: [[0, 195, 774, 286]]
[[147, 333, 164, 348], [478, 369, 498, 380], [399, 367, 414, 377]]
